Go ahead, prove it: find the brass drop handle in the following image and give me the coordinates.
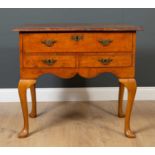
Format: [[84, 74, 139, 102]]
[[42, 59, 57, 65], [71, 35, 83, 42], [41, 39, 57, 47], [98, 58, 113, 65], [98, 39, 113, 46]]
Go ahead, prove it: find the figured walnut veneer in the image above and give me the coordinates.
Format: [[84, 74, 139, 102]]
[[22, 33, 133, 53], [13, 23, 143, 138]]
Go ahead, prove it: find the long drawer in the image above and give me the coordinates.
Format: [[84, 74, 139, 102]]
[[23, 33, 133, 53]]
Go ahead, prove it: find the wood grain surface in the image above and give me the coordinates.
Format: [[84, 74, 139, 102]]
[[13, 23, 143, 32], [22, 33, 133, 53]]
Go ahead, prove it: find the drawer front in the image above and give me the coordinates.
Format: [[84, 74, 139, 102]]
[[23, 33, 133, 53], [23, 55, 76, 68], [79, 53, 133, 68]]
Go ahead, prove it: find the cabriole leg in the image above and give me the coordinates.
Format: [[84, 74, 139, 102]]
[[119, 79, 137, 138], [18, 79, 36, 138]]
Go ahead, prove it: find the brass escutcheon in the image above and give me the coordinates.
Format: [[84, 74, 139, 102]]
[[71, 35, 83, 42]]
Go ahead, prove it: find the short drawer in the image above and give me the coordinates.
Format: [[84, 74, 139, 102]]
[[23, 33, 133, 53], [79, 53, 133, 68], [23, 55, 76, 68]]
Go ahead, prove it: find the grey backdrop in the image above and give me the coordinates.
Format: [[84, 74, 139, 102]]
[[0, 8, 154, 88]]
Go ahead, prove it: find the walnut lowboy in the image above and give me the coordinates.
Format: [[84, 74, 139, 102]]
[[13, 23, 143, 138]]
